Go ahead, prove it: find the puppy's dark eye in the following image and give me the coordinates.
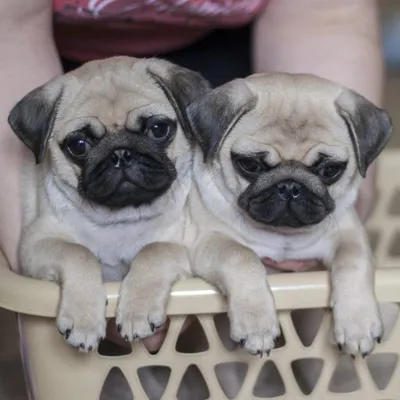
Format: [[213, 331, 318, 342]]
[[232, 153, 269, 180], [66, 138, 91, 158], [147, 122, 171, 141], [237, 158, 263, 174], [319, 162, 347, 183]]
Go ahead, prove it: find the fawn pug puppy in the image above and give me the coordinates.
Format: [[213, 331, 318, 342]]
[[8, 56, 210, 351], [185, 72, 392, 358]]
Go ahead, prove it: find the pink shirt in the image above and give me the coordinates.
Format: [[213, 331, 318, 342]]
[[53, 0, 268, 62]]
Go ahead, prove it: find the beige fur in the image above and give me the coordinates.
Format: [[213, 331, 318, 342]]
[[10, 56, 209, 352], [184, 72, 392, 358]]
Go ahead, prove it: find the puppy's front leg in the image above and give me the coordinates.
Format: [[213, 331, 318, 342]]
[[116, 243, 191, 341], [330, 228, 383, 357], [193, 233, 280, 355], [20, 238, 107, 351]]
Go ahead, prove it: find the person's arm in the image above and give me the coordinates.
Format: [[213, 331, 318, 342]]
[[253, 0, 383, 221], [0, 0, 62, 269]]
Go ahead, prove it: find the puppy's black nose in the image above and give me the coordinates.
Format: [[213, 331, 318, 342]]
[[111, 149, 133, 168], [277, 180, 301, 200]]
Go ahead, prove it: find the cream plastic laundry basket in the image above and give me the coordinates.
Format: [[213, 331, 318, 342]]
[[1, 149, 400, 400]]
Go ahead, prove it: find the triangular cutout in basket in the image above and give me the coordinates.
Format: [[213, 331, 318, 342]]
[[215, 362, 248, 399], [100, 367, 133, 400], [175, 316, 209, 353], [253, 361, 285, 398], [177, 365, 209, 400], [291, 309, 324, 347], [138, 366, 171, 399], [367, 353, 398, 390], [328, 355, 360, 393], [291, 358, 323, 395]]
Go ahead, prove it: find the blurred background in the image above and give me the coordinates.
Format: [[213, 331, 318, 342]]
[[1, 2, 400, 399], [382, 0, 400, 147]]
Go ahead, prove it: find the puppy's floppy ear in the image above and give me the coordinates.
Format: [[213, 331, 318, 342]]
[[187, 78, 257, 162], [146, 59, 211, 139], [8, 80, 63, 164], [335, 89, 392, 178]]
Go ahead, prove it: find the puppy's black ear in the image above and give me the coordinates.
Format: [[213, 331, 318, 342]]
[[146, 60, 212, 140], [186, 79, 257, 162], [8, 81, 63, 164], [335, 89, 392, 178]]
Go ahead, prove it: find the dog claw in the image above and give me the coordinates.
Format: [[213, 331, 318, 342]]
[[133, 334, 139, 340], [117, 324, 122, 333], [337, 343, 342, 352], [376, 336, 382, 344], [65, 329, 72, 340], [124, 335, 129, 342], [239, 339, 246, 348], [266, 350, 271, 357], [150, 323, 155, 332]]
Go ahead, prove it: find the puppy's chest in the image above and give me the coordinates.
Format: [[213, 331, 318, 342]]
[[73, 218, 183, 267], [246, 234, 334, 263]]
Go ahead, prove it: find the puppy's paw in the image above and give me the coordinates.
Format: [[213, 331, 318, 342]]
[[56, 285, 107, 352], [116, 281, 167, 342], [332, 294, 383, 357], [229, 291, 280, 356]]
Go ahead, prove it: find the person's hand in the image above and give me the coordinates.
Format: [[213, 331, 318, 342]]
[[105, 318, 169, 352], [106, 317, 194, 353]]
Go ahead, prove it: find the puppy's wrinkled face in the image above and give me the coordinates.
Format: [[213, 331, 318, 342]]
[[9, 56, 210, 210], [227, 89, 351, 228], [189, 73, 392, 231], [53, 64, 184, 209]]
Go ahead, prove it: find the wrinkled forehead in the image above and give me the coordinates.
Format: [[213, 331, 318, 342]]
[[55, 70, 176, 134], [230, 96, 351, 164]]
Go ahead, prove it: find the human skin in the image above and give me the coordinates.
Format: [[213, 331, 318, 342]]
[[0, 0, 384, 350]]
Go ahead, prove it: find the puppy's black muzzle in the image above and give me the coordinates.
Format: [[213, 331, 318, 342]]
[[79, 133, 177, 209], [238, 178, 335, 228]]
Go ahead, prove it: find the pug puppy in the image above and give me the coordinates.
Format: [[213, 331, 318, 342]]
[[185, 72, 392, 359], [8, 56, 210, 351]]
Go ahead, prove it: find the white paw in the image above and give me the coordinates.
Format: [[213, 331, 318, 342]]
[[332, 293, 383, 357], [116, 279, 167, 342], [229, 290, 280, 356], [56, 285, 107, 352]]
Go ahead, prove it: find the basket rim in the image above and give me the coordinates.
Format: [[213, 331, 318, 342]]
[[2, 249, 400, 318]]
